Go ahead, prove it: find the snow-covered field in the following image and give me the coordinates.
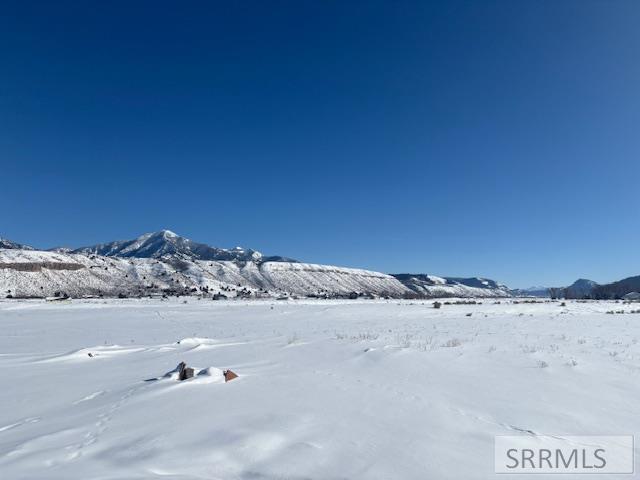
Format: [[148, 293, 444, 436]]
[[0, 298, 638, 479]]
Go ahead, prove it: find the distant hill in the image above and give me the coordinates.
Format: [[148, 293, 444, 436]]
[[591, 276, 640, 300], [561, 279, 599, 299], [392, 274, 511, 298], [510, 286, 550, 297], [549, 277, 640, 300]]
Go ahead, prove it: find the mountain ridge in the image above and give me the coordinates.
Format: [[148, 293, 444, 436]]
[[0, 237, 34, 250], [71, 230, 297, 263], [0, 230, 511, 299], [548, 277, 640, 300]]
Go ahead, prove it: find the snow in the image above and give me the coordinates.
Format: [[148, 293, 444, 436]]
[[1, 246, 513, 299], [0, 298, 638, 479], [70, 230, 265, 263], [394, 273, 511, 298], [0, 249, 411, 298], [427, 274, 446, 284]]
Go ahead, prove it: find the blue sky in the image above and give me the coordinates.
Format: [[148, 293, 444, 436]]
[[1, 1, 639, 288]]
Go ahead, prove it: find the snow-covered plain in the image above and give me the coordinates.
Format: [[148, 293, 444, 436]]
[[0, 298, 638, 479]]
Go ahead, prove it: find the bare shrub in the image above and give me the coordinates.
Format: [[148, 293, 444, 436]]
[[442, 338, 462, 348]]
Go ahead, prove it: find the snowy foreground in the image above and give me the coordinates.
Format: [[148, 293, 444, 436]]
[[0, 299, 638, 479]]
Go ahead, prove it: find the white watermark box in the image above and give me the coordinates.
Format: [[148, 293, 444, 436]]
[[495, 435, 634, 474]]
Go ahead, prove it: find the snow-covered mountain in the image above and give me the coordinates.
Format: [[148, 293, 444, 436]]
[[0, 231, 513, 299], [71, 230, 281, 263], [0, 248, 407, 299], [0, 237, 33, 250], [392, 274, 511, 298]]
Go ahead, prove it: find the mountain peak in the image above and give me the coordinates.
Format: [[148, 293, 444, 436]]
[[0, 237, 34, 250], [140, 229, 178, 240], [561, 278, 599, 299], [71, 230, 272, 263]]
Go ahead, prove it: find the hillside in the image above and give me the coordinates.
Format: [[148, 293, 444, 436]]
[[510, 286, 550, 297], [591, 276, 640, 299], [549, 279, 599, 299], [0, 248, 408, 299], [0, 231, 513, 299], [391, 274, 511, 298]]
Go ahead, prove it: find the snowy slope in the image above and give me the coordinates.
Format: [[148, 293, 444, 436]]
[[393, 273, 511, 298], [0, 246, 511, 299], [255, 261, 407, 296], [0, 249, 408, 298], [0, 249, 197, 298]]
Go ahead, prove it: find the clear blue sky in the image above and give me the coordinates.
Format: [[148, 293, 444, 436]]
[[1, 1, 639, 288]]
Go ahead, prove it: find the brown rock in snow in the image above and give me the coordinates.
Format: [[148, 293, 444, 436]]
[[177, 361, 195, 381], [224, 369, 238, 382]]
